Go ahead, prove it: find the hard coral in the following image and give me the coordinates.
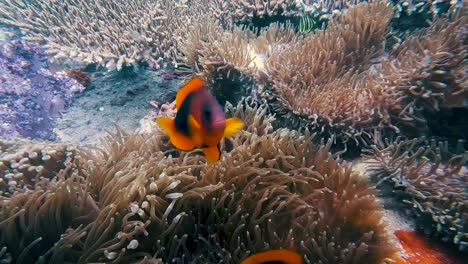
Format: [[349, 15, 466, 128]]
[[363, 137, 467, 252], [0, 99, 398, 263], [0, 0, 192, 70], [0, 39, 85, 139]]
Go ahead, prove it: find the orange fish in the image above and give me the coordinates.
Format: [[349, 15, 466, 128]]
[[394, 230, 465, 264], [241, 249, 303, 264], [156, 77, 244, 163]]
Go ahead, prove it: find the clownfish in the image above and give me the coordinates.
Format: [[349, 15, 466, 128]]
[[241, 249, 303, 264], [156, 77, 244, 163]]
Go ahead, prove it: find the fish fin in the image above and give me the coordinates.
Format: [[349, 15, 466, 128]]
[[187, 114, 202, 131], [155, 117, 195, 151], [187, 115, 204, 147], [202, 145, 221, 163], [176, 77, 204, 110], [240, 249, 303, 264], [223, 117, 244, 137]]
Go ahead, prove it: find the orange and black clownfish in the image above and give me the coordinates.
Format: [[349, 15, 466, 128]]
[[156, 77, 244, 163], [241, 249, 303, 264]]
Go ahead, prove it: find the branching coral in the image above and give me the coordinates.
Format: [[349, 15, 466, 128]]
[[0, 39, 85, 139], [0, 0, 193, 70], [204, 0, 371, 30], [0, 99, 398, 263], [362, 136, 467, 252]]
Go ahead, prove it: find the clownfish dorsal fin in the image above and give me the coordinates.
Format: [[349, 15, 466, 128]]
[[240, 249, 303, 264], [176, 77, 204, 110], [202, 145, 221, 163], [223, 117, 244, 138], [155, 117, 195, 151]]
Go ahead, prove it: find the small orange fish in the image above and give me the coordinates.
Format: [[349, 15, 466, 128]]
[[156, 77, 244, 163], [241, 249, 303, 264]]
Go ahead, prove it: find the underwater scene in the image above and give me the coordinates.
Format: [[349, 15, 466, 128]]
[[0, 0, 466, 263]]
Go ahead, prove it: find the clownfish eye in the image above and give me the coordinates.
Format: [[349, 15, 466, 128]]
[[203, 105, 212, 121]]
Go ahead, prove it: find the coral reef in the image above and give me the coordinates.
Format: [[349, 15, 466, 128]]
[[362, 137, 467, 252], [0, 39, 85, 140], [0, 100, 398, 263], [0, 0, 195, 70]]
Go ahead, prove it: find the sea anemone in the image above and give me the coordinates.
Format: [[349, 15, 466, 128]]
[[362, 136, 467, 252], [379, 7, 467, 141], [0, 99, 398, 263], [265, 1, 394, 144]]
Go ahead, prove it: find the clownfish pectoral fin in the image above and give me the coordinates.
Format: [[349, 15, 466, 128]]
[[240, 249, 303, 264], [187, 115, 203, 147], [202, 145, 221, 163], [223, 117, 244, 138], [155, 117, 195, 151], [187, 114, 202, 131], [175, 77, 204, 110]]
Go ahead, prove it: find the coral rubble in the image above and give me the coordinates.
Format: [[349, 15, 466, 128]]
[[0, 100, 398, 263]]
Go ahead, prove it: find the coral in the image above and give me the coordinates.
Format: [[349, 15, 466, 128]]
[[362, 137, 467, 252], [0, 0, 194, 70], [204, 0, 371, 30], [0, 99, 398, 263], [0, 39, 85, 139], [209, 0, 302, 28]]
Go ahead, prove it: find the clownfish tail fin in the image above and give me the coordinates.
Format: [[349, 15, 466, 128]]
[[156, 117, 195, 151], [176, 77, 204, 110], [223, 117, 244, 138]]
